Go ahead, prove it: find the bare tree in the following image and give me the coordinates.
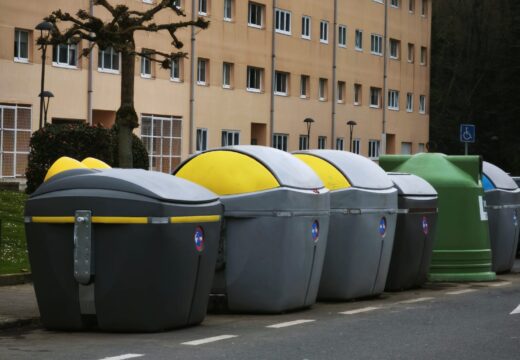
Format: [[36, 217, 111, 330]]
[[41, 0, 208, 168]]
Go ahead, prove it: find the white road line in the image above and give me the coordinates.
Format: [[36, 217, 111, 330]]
[[339, 306, 381, 315], [266, 319, 316, 328], [181, 335, 238, 346], [446, 289, 477, 295], [489, 281, 512, 287], [398, 297, 434, 304], [510, 305, 520, 315], [98, 354, 144, 360]]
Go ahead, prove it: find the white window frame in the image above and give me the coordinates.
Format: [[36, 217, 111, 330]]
[[141, 114, 182, 174], [336, 137, 344, 151], [299, 135, 309, 150], [197, 58, 208, 85], [409, 0, 415, 12], [408, 43, 415, 63], [170, 57, 181, 82], [301, 16, 311, 39], [368, 140, 381, 159], [140, 52, 152, 78], [273, 133, 288, 151], [352, 138, 361, 154], [389, 39, 400, 59], [53, 43, 78, 69], [355, 29, 363, 51], [275, 8, 291, 35], [419, 95, 426, 114], [221, 130, 240, 146], [420, 46, 427, 65], [320, 20, 329, 44], [0, 104, 32, 178], [337, 81, 345, 103], [196, 128, 208, 152], [354, 83, 362, 105], [370, 87, 382, 108], [198, 0, 208, 16], [222, 62, 233, 88], [300, 75, 310, 99], [14, 29, 29, 63], [248, 2, 264, 28], [98, 47, 120, 74], [338, 25, 347, 47], [401, 142, 412, 155], [223, 0, 232, 21], [371, 34, 383, 55], [388, 89, 399, 110], [417, 143, 425, 153], [318, 136, 327, 150], [319, 78, 327, 101], [247, 66, 263, 92], [421, 0, 427, 16], [406, 93, 413, 112], [391, 0, 400, 8], [274, 71, 289, 96]]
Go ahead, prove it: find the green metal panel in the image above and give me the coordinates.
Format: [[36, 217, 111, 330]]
[[379, 153, 495, 282]]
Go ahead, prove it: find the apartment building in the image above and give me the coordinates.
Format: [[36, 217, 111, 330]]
[[0, 0, 431, 178]]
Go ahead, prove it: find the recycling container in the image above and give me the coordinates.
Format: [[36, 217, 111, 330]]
[[25, 157, 222, 332], [175, 146, 330, 313], [385, 173, 438, 291], [380, 154, 495, 282], [293, 150, 397, 300], [482, 161, 520, 273]]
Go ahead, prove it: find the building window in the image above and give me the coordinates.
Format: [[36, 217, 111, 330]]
[[301, 16, 311, 39], [419, 95, 426, 113], [273, 133, 288, 151], [371, 34, 383, 55], [408, 43, 415, 63], [391, 0, 400, 7], [318, 136, 327, 149], [355, 29, 363, 50], [141, 114, 182, 173], [222, 62, 233, 88], [354, 83, 362, 105], [140, 50, 152, 78], [300, 75, 310, 98], [197, 58, 208, 85], [14, 29, 29, 63], [171, 57, 182, 81], [248, 2, 264, 28], [352, 139, 360, 154], [420, 46, 427, 65], [338, 25, 347, 47], [53, 43, 78, 68], [0, 104, 32, 178], [98, 47, 120, 73], [224, 0, 233, 20], [389, 39, 400, 59], [319, 78, 328, 101], [406, 93, 413, 112], [417, 143, 425, 153], [247, 66, 263, 92], [368, 140, 380, 159], [401, 142, 412, 154], [388, 90, 399, 110], [320, 20, 329, 44], [274, 71, 289, 96], [370, 87, 382, 108], [299, 135, 309, 150], [222, 130, 240, 146], [275, 8, 291, 35], [337, 81, 345, 103], [421, 0, 427, 16], [198, 0, 208, 15], [196, 128, 208, 152], [409, 0, 415, 12], [336, 138, 344, 151]]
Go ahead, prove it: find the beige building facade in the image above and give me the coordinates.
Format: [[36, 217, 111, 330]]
[[0, 0, 431, 178]]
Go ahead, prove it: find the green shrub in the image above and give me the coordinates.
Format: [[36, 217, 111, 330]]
[[25, 123, 149, 194]]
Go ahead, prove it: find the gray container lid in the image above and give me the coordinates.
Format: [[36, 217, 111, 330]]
[[387, 173, 437, 196], [483, 161, 518, 190], [32, 168, 219, 203], [295, 150, 394, 190]]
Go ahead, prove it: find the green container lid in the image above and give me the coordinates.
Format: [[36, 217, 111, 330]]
[[379, 153, 495, 282]]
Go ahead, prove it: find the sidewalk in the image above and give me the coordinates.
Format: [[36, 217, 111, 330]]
[[0, 283, 39, 329]]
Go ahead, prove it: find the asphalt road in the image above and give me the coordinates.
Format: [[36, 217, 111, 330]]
[[1, 275, 520, 360]]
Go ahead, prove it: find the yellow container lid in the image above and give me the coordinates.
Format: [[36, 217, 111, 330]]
[[44, 157, 88, 182], [81, 157, 111, 169], [294, 154, 351, 191]]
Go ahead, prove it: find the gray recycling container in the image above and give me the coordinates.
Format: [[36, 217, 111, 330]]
[[175, 145, 330, 313], [25, 157, 222, 332], [385, 173, 438, 291], [294, 150, 397, 300], [482, 161, 520, 273]]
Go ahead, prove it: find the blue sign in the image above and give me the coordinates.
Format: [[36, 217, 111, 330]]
[[312, 221, 320, 242], [194, 226, 205, 252], [379, 217, 387, 237], [460, 124, 476, 143], [422, 216, 429, 235]]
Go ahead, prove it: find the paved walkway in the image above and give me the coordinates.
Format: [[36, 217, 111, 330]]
[[0, 283, 39, 329]]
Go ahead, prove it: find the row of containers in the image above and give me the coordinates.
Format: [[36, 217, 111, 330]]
[[25, 147, 520, 332]]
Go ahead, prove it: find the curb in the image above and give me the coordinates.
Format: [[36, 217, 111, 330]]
[[0, 317, 39, 331], [0, 273, 32, 287]]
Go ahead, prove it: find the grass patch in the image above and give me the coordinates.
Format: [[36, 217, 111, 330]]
[[0, 190, 29, 274]]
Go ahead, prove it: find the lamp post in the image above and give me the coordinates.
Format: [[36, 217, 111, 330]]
[[39, 91, 54, 125], [35, 21, 54, 129], [347, 120, 357, 152], [303, 117, 314, 150]]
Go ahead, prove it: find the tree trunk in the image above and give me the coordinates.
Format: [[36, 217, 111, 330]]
[[116, 47, 139, 168]]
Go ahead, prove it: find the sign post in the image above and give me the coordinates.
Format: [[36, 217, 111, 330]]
[[460, 124, 476, 155]]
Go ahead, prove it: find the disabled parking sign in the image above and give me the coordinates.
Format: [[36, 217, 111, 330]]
[[379, 217, 387, 237], [312, 220, 320, 242], [460, 124, 476, 143], [194, 226, 205, 252], [422, 216, 429, 235]]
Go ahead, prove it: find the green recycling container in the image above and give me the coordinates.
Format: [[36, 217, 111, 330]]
[[379, 153, 495, 282]]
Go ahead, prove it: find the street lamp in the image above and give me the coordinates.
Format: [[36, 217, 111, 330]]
[[303, 117, 314, 150], [35, 21, 54, 129], [347, 120, 357, 152], [39, 91, 54, 125]]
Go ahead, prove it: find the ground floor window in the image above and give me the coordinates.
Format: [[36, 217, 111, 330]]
[[273, 133, 288, 151], [0, 104, 31, 178], [140, 114, 182, 173], [221, 130, 239, 146]]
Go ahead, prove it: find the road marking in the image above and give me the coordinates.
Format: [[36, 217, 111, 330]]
[[339, 306, 381, 315], [182, 335, 238, 346], [446, 289, 477, 295], [266, 319, 316, 328], [510, 305, 520, 315], [489, 281, 512, 287], [398, 297, 434, 304], [99, 354, 144, 360]]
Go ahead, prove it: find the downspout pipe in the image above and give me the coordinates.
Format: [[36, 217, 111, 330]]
[[87, 0, 94, 125], [331, 0, 338, 149], [269, 0, 277, 146], [381, 0, 389, 154], [189, 0, 196, 154]]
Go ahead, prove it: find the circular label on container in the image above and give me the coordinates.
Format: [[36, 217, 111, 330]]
[[514, 212, 518, 227], [194, 226, 205, 252], [422, 216, 429, 235], [379, 217, 387, 237], [312, 220, 320, 243]]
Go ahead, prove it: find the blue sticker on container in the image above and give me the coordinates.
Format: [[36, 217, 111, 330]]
[[379, 217, 387, 237], [312, 220, 320, 242], [422, 216, 429, 235], [194, 226, 205, 252]]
